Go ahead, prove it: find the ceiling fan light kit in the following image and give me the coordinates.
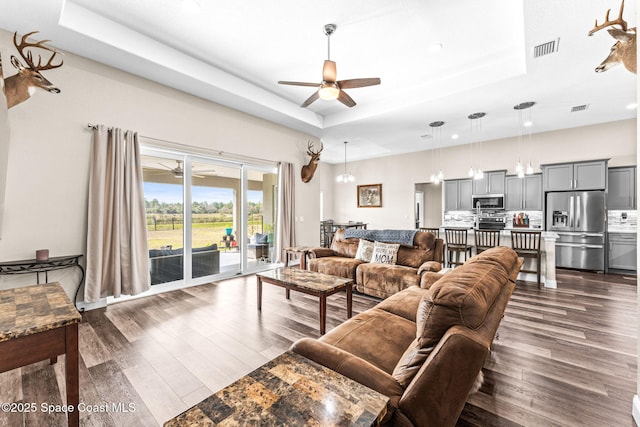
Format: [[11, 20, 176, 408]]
[[278, 23, 381, 108]]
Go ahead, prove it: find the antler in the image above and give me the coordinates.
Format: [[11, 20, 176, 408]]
[[13, 31, 63, 70], [589, 0, 628, 36], [307, 141, 324, 157]]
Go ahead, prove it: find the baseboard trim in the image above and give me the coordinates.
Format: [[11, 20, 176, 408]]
[[633, 395, 640, 425]]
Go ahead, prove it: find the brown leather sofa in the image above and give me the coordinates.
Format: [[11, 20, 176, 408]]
[[292, 246, 522, 427], [308, 229, 445, 299]]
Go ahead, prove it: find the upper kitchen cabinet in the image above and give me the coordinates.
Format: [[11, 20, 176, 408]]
[[542, 160, 607, 191], [444, 178, 473, 211], [472, 170, 506, 195], [608, 166, 636, 210], [506, 174, 542, 211]]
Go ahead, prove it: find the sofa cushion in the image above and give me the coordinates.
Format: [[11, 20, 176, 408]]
[[355, 239, 374, 262], [392, 254, 512, 387], [308, 257, 364, 280], [371, 242, 400, 265], [356, 263, 423, 300], [396, 231, 438, 268], [330, 228, 360, 257], [375, 285, 428, 322], [320, 308, 416, 375]]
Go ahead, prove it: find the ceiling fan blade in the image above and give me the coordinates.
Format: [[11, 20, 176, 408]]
[[322, 60, 337, 82], [158, 163, 174, 171], [278, 81, 320, 87], [337, 90, 356, 108], [301, 91, 320, 108], [338, 78, 381, 89]]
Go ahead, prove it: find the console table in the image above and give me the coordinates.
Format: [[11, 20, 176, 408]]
[[0, 282, 81, 427], [0, 255, 85, 312]]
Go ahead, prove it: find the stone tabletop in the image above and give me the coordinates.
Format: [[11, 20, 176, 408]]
[[0, 282, 81, 343], [257, 267, 353, 292], [164, 350, 388, 426]]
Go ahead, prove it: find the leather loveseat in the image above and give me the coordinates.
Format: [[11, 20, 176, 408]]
[[292, 246, 522, 427], [308, 229, 444, 299], [149, 244, 220, 285]]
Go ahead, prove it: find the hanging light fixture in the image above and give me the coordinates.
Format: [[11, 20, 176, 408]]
[[468, 112, 486, 180], [514, 101, 536, 178], [428, 121, 445, 184], [336, 141, 355, 182]]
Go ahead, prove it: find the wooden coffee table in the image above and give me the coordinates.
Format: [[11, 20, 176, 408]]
[[256, 268, 354, 335]]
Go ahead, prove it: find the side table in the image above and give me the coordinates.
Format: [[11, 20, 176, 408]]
[[0, 255, 85, 312], [283, 246, 312, 270]]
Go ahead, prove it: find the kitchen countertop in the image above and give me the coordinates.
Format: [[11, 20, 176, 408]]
[[608, 229, 638, 234]]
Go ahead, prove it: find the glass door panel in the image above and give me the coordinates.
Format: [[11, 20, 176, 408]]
[[246, 167, 278, 269], [141, 154, 185, 285], [192, 160, 241, 278]]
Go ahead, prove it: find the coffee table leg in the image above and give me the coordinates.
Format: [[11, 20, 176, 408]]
[[346, 284, 353, 318], [286, 289, 291, 299], [319, 295, 327, 335], [257, 277, 262, 310]]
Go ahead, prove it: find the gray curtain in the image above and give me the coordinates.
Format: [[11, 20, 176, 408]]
[[276, 162, 295, 263], [85, 126, 150, 302]]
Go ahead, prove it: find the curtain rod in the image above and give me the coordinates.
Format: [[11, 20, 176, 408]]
[[86, 123, 280, 166]]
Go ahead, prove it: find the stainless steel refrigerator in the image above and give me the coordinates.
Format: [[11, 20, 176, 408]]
[[546, 191, 606, 271]]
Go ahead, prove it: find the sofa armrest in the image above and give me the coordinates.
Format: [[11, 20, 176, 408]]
[[397, 326, 488, 427], [417, 260, 442, 275], [290, 338, 404, 403], [307, 247, 336, 259], [419, 271, 442, 289]]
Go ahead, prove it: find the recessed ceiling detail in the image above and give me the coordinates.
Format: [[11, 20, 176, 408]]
[[571, 104, 589, 112]]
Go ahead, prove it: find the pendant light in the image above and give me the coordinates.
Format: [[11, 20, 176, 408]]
[[468, 112, 485, 180], [514, 102, 536, 178], [336, 141, 355, 182], [429, 121, 445, 184]]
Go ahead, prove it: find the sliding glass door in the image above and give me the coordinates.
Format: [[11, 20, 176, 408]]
[[141, 147, 278, 289]]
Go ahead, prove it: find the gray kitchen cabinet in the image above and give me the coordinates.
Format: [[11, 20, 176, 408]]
[[608, 166, 636, 210], [444, 179, 472, 211], [608, 233, 637, 271], [543, 160, 607, 191], [472, 170, 506, 195], [506, 174, 542, 210]]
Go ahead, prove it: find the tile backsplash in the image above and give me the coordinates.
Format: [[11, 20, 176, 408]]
[[608, 210, 637, 232]]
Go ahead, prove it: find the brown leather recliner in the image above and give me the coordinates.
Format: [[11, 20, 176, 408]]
[[292, 246, 523, 427]]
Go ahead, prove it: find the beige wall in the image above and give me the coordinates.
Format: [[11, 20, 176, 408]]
[[0, 29, 321, 297], [329, 119, 636, 231]]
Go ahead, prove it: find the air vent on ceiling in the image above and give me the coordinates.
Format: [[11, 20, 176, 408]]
[[533, 38, 560, 58], [571, 104, 589, 112]]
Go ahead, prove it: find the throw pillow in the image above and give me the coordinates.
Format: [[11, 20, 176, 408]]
[[370, 241, 400, 265], [355, 239, 375, 262]]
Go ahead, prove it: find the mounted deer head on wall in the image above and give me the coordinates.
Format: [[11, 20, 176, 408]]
[[588, 0, 636, 74], [301, 141, 323, 183], [3, 31, 64, 108]]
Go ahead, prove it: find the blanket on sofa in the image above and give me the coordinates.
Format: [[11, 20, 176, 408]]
[[343, 229, 418, 246]]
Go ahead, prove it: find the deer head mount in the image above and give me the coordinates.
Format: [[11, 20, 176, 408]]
[[301, 141, 323, 183], [589, 0, 636, 74], [3, 31, 64, 108]]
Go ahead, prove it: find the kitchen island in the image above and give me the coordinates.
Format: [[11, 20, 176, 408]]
[[438, 226, 559, 288]]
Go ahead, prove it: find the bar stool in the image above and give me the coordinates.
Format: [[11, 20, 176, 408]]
[[444, 228, 472, 268], [419, 227, 440, 238], [474, 229, 501, 254], [511, 230, 542, 285]]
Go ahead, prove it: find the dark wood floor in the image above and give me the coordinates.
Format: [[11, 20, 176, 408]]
[[0, 269, 636, 426]]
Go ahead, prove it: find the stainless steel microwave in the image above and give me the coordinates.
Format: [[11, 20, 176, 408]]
[[472, 194, 505, 210]]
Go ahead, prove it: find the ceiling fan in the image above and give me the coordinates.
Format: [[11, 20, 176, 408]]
[[158, 161, 215, 179], [278, 24, 381, 108]]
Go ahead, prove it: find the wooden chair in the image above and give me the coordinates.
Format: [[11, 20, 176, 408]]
[[511, 230, 542, 285], [474, 229, 501, 255], [419, 227, 440, 238], [444, 228, 472, 268]]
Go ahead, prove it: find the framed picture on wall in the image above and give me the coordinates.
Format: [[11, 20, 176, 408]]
[[357, 184, 382, 208]]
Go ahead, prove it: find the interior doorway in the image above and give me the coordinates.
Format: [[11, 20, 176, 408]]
[[415, 182, 443, 228]]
